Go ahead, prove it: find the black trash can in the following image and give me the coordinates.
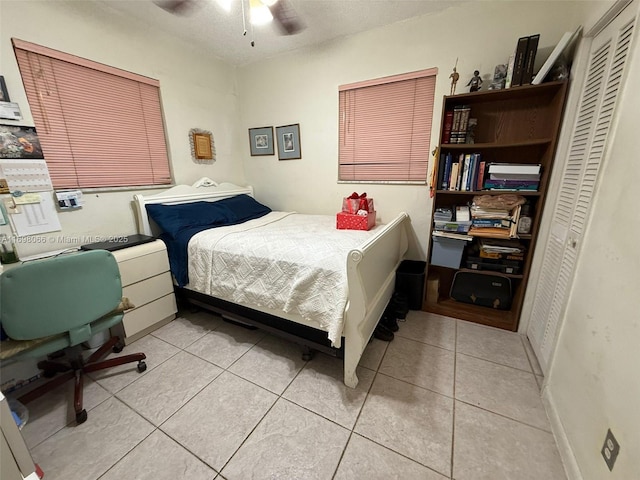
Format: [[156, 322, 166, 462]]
[[395, 260, 426, 310]]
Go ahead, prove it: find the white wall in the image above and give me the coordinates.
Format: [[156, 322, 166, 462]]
[[237, 0, 593, 258], [544, 18, 640, 478], [0, 0, 244, 258]]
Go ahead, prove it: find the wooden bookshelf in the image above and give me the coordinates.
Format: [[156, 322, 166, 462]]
[[425, 81, 568, 331]]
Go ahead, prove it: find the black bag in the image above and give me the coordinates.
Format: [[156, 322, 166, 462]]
[[450, 271, 512, 310]]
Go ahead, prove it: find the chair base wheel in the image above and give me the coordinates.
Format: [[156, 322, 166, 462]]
[[137, 361, 147, 373], [76, 409, 87, 424], [113, 342, 124, 354]]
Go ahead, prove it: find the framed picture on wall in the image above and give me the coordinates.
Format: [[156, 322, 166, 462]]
[[276, 123, 301, 160], [249, 126, 274, 156]]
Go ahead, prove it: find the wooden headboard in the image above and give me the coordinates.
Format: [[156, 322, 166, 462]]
[[133, 177, 254, 236]]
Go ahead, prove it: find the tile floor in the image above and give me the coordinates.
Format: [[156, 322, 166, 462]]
[[11, 309, 568, 480]]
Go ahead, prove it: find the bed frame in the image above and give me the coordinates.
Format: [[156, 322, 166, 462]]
[[133, 178, 409, 388]]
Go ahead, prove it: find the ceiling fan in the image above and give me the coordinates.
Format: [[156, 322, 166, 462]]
[[154, 0, 305, 36]]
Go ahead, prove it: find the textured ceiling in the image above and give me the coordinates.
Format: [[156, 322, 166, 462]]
[[96, 0, 463, 66]]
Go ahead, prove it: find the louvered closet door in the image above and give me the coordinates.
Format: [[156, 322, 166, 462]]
[[527, 5, 637, 373]]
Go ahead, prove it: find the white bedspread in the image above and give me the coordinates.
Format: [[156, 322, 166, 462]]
[[187, 212, 378, 345]]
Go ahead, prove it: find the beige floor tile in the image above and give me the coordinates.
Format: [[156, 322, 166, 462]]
[[453, 401, 567, 480], [100, 430, 215, 480], [30, 397, 154, 480], [334, 433, 448, 480], [151, 311, 224, 349], [379, 336, 455, 396], [185, 321, 265, 368], [228, 335, 307, 394], [19, 377, 110, 449], [456, 353, 550, 431], [161, 371, 277, 471], [358, 337, 388, 371], [89, 334, 180, 394], [396, 311, 456, 350], [457, 320, 531, 371], [116, 350, 222, 425], [354, 374, 453, 477], [283, 353, 374, 429], [221, 398, 349, 480]]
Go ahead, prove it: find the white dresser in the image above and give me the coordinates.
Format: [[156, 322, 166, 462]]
[[111, 240, 177, 344]]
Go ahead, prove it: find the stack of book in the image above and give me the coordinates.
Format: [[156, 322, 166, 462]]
[[484, 163, 541, 191], [442, 105, 471, 144], [469, 202, 520, 238]]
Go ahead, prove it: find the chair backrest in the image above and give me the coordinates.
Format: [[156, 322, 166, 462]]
[[0, 250, 122, 344]]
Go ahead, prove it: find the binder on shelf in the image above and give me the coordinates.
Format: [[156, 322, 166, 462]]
[[511, 36, 530, 87], [487, 163, 541, 175], [522, 34, 540, 85]]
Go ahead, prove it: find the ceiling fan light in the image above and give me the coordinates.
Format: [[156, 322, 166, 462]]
[[216, 0, 233, 12], [250, 4, 273, 25]]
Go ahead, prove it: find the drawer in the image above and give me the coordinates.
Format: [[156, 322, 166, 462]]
[[122, 293, 177, 338], [116, 250, 170, 286], [123, 272, 173, 310]]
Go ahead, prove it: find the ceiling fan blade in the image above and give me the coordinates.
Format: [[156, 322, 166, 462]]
[[153, 0, 197, 15], [268, 0, 305, 35]]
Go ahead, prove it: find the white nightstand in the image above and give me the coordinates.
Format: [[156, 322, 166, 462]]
[[111, 240, 177, 344]]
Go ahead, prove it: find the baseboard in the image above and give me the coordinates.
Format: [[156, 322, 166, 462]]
[[542, 385, 583, 480]]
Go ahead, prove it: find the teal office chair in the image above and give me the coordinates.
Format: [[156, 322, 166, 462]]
[[0, 250, 146, 424]]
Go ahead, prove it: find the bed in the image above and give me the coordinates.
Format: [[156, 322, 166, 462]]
[[133, 179, 409, 388]]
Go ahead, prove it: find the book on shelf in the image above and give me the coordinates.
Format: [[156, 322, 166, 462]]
[[487, 163, 541, 175], [442, 110, 454, 143], [437, 153, 446, 190], [522, 33, 540, 85], [461, 154, 471, 191], [450, 106, 463, 144], [511, 36, 530, 87], [472, 218, 513, 228], [432, 230, 473, 241], [456, 106, 471, 144], [476, 160, 486, 190], [441, 152, 453, 190], [449, 162, 460, 190], [484, 179, 540, 191]]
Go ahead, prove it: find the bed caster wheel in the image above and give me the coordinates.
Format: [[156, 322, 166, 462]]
[[137, 361, 147, 373], [301, 347, 314, 361], [113, 342, 124, 353], [76, 409, 87, 424]]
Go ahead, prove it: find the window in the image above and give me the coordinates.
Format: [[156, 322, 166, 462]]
[[12, 38, 172, 189], [338, 68, 437, 183]]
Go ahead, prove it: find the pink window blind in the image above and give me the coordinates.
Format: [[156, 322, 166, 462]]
[[12, 39, 172, 189], [339, 68, 437, 183]]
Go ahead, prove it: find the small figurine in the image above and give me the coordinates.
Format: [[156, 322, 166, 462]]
[[467, 70, 483, 92], [449, 59, 460, 95]]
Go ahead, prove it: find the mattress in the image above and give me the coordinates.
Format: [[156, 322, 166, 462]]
[[186, 212, 378, 345]]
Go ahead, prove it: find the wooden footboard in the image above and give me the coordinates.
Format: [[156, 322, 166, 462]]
[[342, 212, 409, 388]]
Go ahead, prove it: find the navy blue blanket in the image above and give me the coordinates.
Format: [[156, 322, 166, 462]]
[[146, 195, 271, 287]]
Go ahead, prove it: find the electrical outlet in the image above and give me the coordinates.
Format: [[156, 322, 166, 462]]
[[601, 428, 620, 471]]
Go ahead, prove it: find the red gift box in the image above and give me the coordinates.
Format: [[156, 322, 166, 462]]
[[336, 211, 377, 231], [342, 193, 374, 214]]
